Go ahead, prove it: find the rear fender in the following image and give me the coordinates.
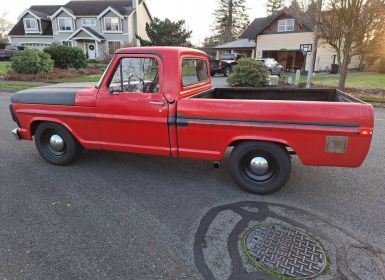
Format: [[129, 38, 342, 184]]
[[224, 136, 298, 160]]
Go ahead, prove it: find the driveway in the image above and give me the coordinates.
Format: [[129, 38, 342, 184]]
[[1, 87, 385, 279]]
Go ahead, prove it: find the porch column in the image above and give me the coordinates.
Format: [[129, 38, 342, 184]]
[[216, 50, 220, 60], [251, 49, 255, 59], [95, 40, 98, 60]]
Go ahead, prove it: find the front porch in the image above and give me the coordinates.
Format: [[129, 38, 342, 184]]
[[66, 27, 107, 60]]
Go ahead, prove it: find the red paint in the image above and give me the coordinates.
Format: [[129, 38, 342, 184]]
[[11, 47, 374, 168]]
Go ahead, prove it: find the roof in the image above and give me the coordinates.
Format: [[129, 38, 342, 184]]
[[64, 1, 134, 16], [29, 5, 62, 19], [67, 26, 105, 42], [240, 8, 314, 40], [213, 39, 256, 49]]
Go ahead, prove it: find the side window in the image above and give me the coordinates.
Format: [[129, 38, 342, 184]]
[[109, 57, 160, 94], [181, 58, 208, 87]]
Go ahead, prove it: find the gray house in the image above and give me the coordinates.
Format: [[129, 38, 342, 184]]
[[8, 0, 152, 60]]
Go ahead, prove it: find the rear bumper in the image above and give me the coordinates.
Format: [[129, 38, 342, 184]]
[[12, 129, 21, 141]]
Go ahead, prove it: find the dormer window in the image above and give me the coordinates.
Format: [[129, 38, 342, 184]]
[[104, 17, 120, 32], [24, 18, 38, 32], [278, 19, 295, 32], [58, 17, 73, 32]]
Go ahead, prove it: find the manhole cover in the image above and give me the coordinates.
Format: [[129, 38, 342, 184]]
[[242, 224, 328, 279]]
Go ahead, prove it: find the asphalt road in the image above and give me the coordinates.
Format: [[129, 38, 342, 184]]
[[1, 81, 385, 279]]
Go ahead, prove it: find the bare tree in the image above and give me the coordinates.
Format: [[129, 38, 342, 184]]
[[320, 0, 385, 90], [0, 13, 13, 43]]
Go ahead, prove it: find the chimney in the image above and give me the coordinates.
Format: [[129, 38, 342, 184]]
[[132, 0, 139, 46]]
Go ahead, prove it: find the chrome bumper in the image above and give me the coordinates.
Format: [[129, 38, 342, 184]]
[[12, 129, 21, 141]]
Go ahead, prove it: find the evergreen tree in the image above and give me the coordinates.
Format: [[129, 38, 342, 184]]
[[266, 0, 285, 15], [213, 0, 250, 44], [136, 18, 192, 46]]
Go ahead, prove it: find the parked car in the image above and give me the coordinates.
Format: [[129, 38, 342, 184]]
[[9, 47, 374, 195], [256, 58, 284, 76], [209, 53, 245, 77], [0, 45, 24, 60]]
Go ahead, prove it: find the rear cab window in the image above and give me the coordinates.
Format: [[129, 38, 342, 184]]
[[181, 58, 208, 88]]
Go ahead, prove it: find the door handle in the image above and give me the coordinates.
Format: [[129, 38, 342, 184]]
[[149, 101, 165, 107]]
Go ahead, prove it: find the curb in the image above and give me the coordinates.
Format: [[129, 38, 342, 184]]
[[0, 88, 19, 93]]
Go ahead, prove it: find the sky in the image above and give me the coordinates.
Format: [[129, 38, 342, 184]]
[[2, 0, 269, 46]]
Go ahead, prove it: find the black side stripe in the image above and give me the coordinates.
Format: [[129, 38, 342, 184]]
[[176, 115, 360, 129]]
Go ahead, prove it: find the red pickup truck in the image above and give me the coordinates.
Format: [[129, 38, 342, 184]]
[[9, 47, 374, 194]]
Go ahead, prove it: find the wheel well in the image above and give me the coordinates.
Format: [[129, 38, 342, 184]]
[[228, 139, 295, 155], [31, 121, 44, 136]]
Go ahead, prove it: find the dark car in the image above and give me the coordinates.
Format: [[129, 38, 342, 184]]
[[256, 58, 284, 76], [0, 45, 24, 60], [209, 53, 246, 77]]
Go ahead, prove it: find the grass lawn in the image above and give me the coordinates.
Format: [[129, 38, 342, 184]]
[[299, 73, 385, 90], [48, 75, 102, 83], [0, 61, 11, 74], [0, 83, 36, 90]]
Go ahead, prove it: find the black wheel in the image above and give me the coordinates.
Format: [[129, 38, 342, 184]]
[[210, 71, 215, 76], [224, 67, 231, 77], [35, 122, 82, 165], [229, 141, 291, 194]]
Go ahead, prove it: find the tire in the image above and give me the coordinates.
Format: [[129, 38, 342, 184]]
[[35, 122, 82, 166], [210, 71, 215, 77], [224, 67, 231, 77], [229, 141, 291, 195]]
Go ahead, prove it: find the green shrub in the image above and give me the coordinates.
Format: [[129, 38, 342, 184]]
[[44, 45, 87, 69], [11, 49, 54, 74], [227, 59, 268, 87]]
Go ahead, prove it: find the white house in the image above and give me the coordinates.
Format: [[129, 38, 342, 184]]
[[8, 0, 152, 60]]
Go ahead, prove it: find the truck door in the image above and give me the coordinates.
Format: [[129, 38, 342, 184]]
[[96, 54, 170, 156]]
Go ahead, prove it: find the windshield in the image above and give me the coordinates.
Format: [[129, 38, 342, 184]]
[[96, 56, 115, 88]]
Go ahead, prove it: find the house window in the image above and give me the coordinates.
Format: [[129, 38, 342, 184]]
[[82, 18, 96, 27], [104, 17, 120, 32], [24, 18, 38, 31], [108, 41, 121, 55], [58, 17, 73, 31], [278, 19, 295, 32], [62, 41, 72, 46]]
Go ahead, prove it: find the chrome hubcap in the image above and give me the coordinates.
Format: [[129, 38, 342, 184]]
[[49, 134, 64, 152], [249, 157, 269, 175]]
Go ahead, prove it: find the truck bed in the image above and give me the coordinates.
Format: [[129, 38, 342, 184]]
[[192, 88, 364, 103]]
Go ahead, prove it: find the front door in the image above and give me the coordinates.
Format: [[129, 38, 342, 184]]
[[86, 43, 96, 59], [97, 54, 170, 156]]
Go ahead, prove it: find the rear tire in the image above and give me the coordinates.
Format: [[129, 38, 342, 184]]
[[35, 122, 82, 166], [224, 67, 231, 77], [229, 141, 291, 195]]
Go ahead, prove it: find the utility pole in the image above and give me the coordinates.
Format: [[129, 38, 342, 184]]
[[306, 0, 323, 88]]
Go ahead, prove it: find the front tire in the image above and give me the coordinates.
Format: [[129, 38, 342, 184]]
[[229, 141, 291, 194], [35, 122, 82, 166]]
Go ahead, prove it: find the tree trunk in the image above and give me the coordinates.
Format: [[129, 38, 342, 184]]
[[306, 0, 323, 88], [338, 50, 350, 91]]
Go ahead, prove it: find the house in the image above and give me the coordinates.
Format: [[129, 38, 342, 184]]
[[213, 39, 256, 59], [8, 0, 152, 60], [217, 9, 359, 72]]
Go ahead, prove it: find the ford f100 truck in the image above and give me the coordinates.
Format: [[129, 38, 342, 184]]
[[9, 47, 374, 194]]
